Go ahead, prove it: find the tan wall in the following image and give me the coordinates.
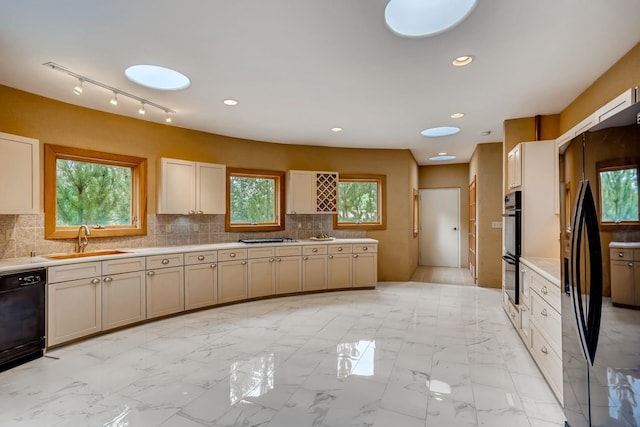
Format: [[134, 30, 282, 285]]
[[469, 143, 503, 288], [418, 163, 470, 267], [0, 85, 419, 281]]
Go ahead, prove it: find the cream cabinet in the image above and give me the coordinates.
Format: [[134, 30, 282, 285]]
[[248, 247, 276, 298], [302, 245, 327, 291], [609, 246, 640, 308], [507, 144, 522, 190], [47, 262, 103, 347], [218, 249, 248, 303], [157, 157, 226, 214], [353, 244, 378, 288], [0, 132, 39, 214], [275, 252, 302, 294], [328, 244, 353, 289], [145, 253, 185, 319], [102, 257, 146, 330], [184, 250, 218, 310], [286, 170, 338, 214]]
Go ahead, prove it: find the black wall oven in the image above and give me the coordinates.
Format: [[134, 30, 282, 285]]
[[503, 190, 521, 304]]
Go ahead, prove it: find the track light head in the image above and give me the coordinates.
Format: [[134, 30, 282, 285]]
[[73, 79, 83, 95], [138, 103, 146, 115], [110, 92, 118, 106], [165, 112, 172, 123]]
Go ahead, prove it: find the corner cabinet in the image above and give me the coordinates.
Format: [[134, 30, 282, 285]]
[[286, 170, 338, 214], [0, 132, 40, 214], [157, 157, 226, 215]]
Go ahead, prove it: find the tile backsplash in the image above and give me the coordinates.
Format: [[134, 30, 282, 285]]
[[0, 214, 365, 260]]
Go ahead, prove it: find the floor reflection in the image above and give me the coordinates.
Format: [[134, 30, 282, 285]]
[[229, 353, 275, 405], [608, 368, 640, 425], [336, 340, 375, 379]]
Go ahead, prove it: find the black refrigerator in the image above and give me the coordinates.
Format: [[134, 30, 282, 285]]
[[560, 93, 640, 427]]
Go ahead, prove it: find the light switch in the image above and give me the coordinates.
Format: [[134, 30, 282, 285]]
[[491, 221, 503, 229]]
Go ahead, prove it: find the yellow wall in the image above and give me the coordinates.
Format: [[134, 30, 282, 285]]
[[469, 143, 503, 288], [418, 163, 470, 267], [0, 84, 419, 281]]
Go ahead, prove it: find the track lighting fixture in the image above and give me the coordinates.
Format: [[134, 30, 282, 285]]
[[43, 62, 176, 123]]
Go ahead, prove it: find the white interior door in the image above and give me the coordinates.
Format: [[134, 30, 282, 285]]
[[419, 188, 460, 267]]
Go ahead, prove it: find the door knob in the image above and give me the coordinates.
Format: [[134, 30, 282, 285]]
[[452, 227, 458, 230]]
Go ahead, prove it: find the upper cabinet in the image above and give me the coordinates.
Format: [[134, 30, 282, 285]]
[[507, 144, 522, 190], [0, 132, 40, 214], [157, 157, 225, 214], [286, 170, 338, 214]]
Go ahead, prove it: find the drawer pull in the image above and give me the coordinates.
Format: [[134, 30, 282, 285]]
[[229, 253, 236, 258], [188, 210, 195, 215], [91, 278, 100, 285], [362, 246, 368, 251], [619, 252, 624, 257], [329, 255, 334, 259], [510, 311, 516, 318], [338, 247, 343, 252], [103, 277, 113, 283], [197, 210, 203, 214], [629, 263, 634, 267], [241, 261, 247, 265], [198, 255, 205, 261], [303, 256, 309, 260], [161, 258, 170, 265], [147, 271, 155, 276], [269, 258, 275, 263], [354, 254, 359, 258], [541, 346, 548, 354], [211, 264, 217, 268], [541, 286, 548, 295], [541, 308, 548, 316], [276, 258, 281, 262], [312, 248, 318, 253]]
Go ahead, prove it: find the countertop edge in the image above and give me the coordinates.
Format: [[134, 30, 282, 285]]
[[520, 257, 561, 287]]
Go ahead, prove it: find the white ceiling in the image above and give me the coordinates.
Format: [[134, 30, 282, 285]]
[[1, 1, 639, 165]]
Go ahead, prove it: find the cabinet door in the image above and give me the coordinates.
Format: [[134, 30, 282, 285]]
[[185, 263, 218, 310], [302, 254, 327, 291], [158, 158, 196, 214], [328, 253, 352, 289], [0, 132, 39, 214], [218, 260, 248, 303], [275, 256, 302, 294], [196, 162, 226, 214], [507, 144, 522, 189], [611, 260, 635, 306], [146, 266, 185, 319], [248, 257, 275, 298], [102, 271, 146, 330], [47, 277, 102, 346], [287, 171, 315, 214], [353, 253, 377, 288]]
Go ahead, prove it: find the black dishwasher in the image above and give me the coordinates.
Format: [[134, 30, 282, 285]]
[[0, 267, 46, 372]]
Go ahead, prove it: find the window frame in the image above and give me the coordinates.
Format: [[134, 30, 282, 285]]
[[44, 144, 147, 239], [225, 167, 285, 232], [334, 174, 386, 230], [596, 159, 640, 230]]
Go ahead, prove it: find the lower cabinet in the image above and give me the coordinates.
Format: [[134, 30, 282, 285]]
[[275, 255, 302, 294], [102, 270, 146, 330], [185, 262, 218, 310], [302, 254, 327, 291], [248, 256, 276, 298], [146, 266, 185, 319], [353, 245, 377, 288], [328, 253, 352, 289], [218, 249, 248, 304], [47, 276, 102, 347]]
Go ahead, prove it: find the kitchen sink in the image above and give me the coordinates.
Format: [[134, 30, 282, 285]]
[[44, 250, 130, 260]]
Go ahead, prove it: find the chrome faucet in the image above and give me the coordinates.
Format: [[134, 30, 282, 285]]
[[77, 225, 91, 253]]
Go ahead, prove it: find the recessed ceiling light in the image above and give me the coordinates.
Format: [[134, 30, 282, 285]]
[[331, 127, 343, 132], [125, 65, 190, 90], [429, 154, 457, 161], [450, 112, 465, 119], [384, 0, 478, 38], [223, 99, 238, 106], [452, 55, 474, 66], [421, 126, 460, 137]]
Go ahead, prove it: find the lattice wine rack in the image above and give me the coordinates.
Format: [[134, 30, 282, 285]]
[[315, 173, 338, 213]]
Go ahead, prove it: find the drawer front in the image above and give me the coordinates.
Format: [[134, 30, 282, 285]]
[[146, 253, 184, 269], [611, 248, 634, 261], [530, 292, 561, 355], [328, 244, 352, 254], [529, 271, 561, 313], [218, 248, 248, 262], [303, 245, 327, 255], [49, 261, 102, 283], [275, 246, 302, 257], [248, 247, 275, 259], [354, 244, 377, 254], [505, 300, 520, 329], [185, 250, 218, 265], [102, 257, 145, 275], [531, 324, 563, 400]]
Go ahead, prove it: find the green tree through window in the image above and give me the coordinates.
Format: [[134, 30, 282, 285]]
[[600, 167, 639, 223], [334, 175, 386, 230], [226, 168, 284, 232]]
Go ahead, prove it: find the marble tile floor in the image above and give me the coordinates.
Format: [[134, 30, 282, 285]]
[[411, 266, 476, 286], [1, 282, 565, 426]]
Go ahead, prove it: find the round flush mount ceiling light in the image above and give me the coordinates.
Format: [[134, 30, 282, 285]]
[[223, 99, 238, 106], [384, 0, 478, 38], [452, 55, 474, 66], [125, 65, 190, 90], [331, 127, 343, 132], [429, 153, 457, 161], [450, 112, 465, 119], [421, 126, 460, 137]]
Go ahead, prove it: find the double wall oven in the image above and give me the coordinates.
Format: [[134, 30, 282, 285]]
[[503, 190, 521, 304]]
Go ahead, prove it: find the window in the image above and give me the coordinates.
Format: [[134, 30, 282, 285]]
[[334, 174, 386, 230], [44, 144, 147, 239], [226, 168, 285, 232], [597, 160, 639, 227]]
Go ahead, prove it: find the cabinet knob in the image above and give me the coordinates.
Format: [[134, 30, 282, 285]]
[[312, 248, 318, 253], [229, 253, 236, 258], [541, 308, 548, 316], [269, 258, 275, 263], [520, 269, 526, 274], [619, 252, 625, 257], [161, 258, 170, 265], [510, 311, 516, 318], [541, 286, 548, 295], [241, 261, 247, 265], [147, 271, 155, 276], [197, 210, 203, 214], [541, 346, 548, 355], [337, 247, 343, 252], [291, 210, 296, 214], [188, 210, 195, 215], [91, 278, 100, 285], [276, 258, 282, 262], [210, 263, 217, 268], [103, 277, 113, 283], [353, 254, 359, 258], [629, 263, 634, 267], [329, 255, 334, 259], [198, 255, 205, 261], [362, 246, 368, 251]]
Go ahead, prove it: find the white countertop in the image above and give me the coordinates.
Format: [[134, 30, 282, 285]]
[[609, 241, 640, 248], [520, 257, 561, 287], [0, 238, 378, 274]]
